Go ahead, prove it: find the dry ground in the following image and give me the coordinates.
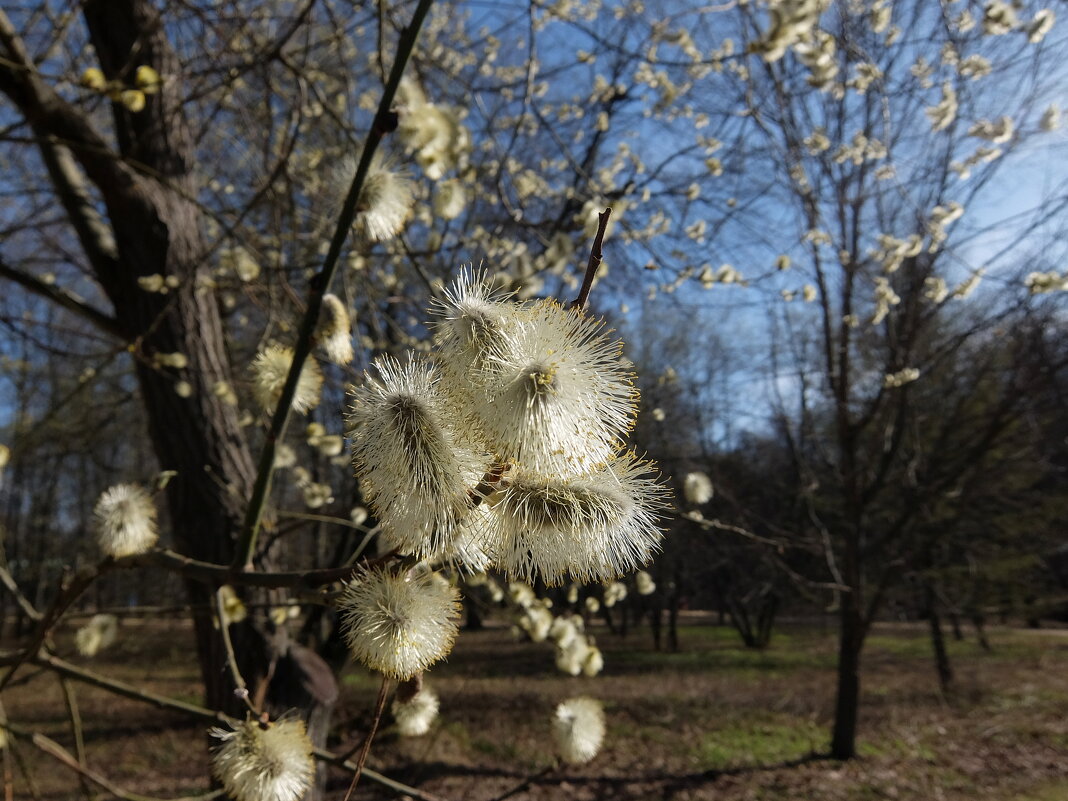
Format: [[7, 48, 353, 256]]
[[3, 615, 1067, 800]]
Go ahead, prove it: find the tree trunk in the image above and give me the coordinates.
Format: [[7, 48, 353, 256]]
[[830, 593, 862, 760], [971, 612, 991, 651], [0, 3, 340, 795], [756, 592, 779, 648], [667, 575, 680, 652], [726, 594, 757, 648], [601, 604, 618, 635], [650, 602, 662, 651], [925, 585, 953, 693], [464, 596, 484, 630], [949, 611, 964, 641]]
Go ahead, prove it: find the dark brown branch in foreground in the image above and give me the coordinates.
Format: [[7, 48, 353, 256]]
[[121, 549, 394, 589], [5, 722, 223, 801], [571, 206, 612, 311], [0, 651, 447, 801], [0, 548, 398, 692], [0, 565, 100, 692]]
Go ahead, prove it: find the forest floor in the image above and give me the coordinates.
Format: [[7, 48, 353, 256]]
[[3, 614, 1067, 801]]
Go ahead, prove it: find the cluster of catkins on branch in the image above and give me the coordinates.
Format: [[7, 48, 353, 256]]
[[338, 268, 668, 681]]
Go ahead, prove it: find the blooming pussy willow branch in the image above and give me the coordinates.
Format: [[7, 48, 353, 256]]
[[470, 300, 638, 472], [348, 355, 490, 559], [93, 483, 158, 557], [487, 453, 669, 585], [552, 697, 605, 765], [251, 344, 323, 414], [210, 718, 314, 801], [315, 293, 355, 366], [339, 566, 461, 680], [396, 78, 471, 181]]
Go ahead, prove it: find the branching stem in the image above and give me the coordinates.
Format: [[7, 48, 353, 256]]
[[571, 207, 612, 311], [233, 0, 436, 571]]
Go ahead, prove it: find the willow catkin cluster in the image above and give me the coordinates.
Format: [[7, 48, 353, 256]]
[[392, 686, 440, 736], [339, 566, 461, 680], [315, 294, 355, 366], [75, 613, 119, 657], [210, 718, 314, 801], [251, 344, 323, 414], [552, 697, 606, 765], [348, 355, 490, 558], [93, 483, 158, 558], [346, 268, 668, 586]]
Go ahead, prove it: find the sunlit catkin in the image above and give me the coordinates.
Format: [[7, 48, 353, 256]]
[[316, 294, 355, 365], [683, 471, 714, 505], [392, 686, 440, 736], [339, 566, 460, 680], [355, 153, 414, 242], [210, 718, 314, 801], [488, 454, 668, 585], [348, 355, 489, 559], [251, 344, 323, 414], [93, 483, 158, 558], [552, 697, 605, 765], [471, 299, 638, 472], [75, 613, 119, 657]]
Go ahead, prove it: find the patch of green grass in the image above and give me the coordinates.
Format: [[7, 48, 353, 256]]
[[857, 736, 937, 762], [611, 626, 834, 675], [1007, 780, 1068, 801], [690, 716, 827, 770], [472, 736, 520, 761], [865, 628, 1058, 664]]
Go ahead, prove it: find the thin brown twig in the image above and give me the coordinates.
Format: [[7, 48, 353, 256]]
[[213, 588, 258, 716], [5, 735, 41, 801], [343, 676, 391, 801], [58, 677, 95, 801], [117, 548, 397, 589], [0, 700, 14, 801], [0, 563, 41, 622], [4, 722, 222, 801], [0, 564, 105, 692], [571, 207, 612, 311]]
